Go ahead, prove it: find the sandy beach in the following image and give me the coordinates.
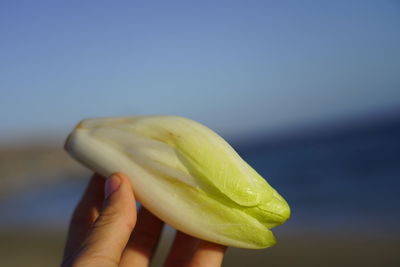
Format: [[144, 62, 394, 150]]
[[1, 228, 399, 267]]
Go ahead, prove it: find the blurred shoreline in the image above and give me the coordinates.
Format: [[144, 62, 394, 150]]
[[1, 228, 399, 267]]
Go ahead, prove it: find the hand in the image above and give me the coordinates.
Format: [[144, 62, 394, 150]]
[[61, 172, 226, 267]]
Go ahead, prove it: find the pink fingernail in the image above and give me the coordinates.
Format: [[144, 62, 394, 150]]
[[105, 174, 121, 199]]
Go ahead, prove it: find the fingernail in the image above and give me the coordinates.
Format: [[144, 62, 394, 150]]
[[105, 174, 121, 199]]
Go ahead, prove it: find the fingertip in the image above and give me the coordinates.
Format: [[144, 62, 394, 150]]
[[105, 174, 121, 199], [112, 172, 131, 183], [104, 172, 135, 199], [102, 172, 137, 228]]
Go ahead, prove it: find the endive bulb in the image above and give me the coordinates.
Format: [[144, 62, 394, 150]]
[[65, 116, 290, 249]]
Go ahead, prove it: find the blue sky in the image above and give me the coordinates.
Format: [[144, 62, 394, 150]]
[[1, 0, 399, 142]]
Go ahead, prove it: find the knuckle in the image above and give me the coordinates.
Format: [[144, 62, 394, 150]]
[[94, 212, 116, 228], [95, 206, 136, 230]]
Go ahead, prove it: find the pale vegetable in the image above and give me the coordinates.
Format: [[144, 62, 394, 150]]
[[65, 116, 290, 249]]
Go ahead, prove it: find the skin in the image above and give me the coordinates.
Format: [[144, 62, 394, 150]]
[[61, 172, 226, 267]]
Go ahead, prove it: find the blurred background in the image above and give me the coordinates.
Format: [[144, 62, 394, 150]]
[[1, 0, 400, 266]]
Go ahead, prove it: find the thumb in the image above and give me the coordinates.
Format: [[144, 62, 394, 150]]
[[73, 173, 137, 266]]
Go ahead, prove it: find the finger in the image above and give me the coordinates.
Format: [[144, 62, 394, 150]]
[[63, 173, 105, 261], [187, 241, 226, 267], [71, 173, 137, 266], [164, 231, 200, 267], [120, 207, 164, 267]]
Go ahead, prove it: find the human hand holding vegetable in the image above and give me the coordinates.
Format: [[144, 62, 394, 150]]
[[65, 116, 290, 249], [61, 172, 226, 267]]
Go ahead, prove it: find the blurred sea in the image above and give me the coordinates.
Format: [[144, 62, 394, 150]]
[[238, 116, 400, 235], [1, 116, 399, 235]]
